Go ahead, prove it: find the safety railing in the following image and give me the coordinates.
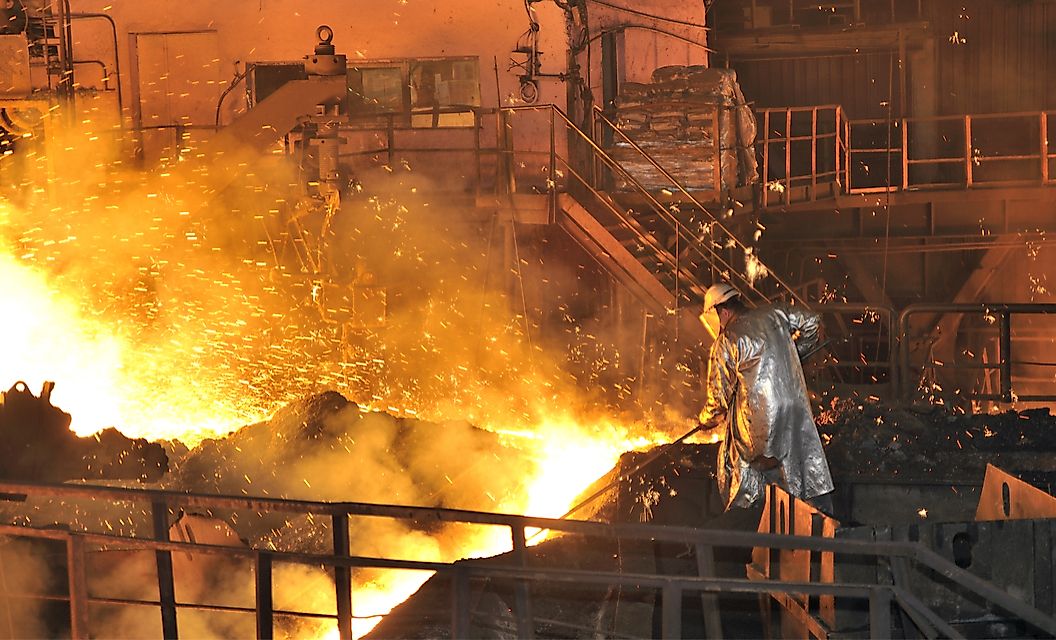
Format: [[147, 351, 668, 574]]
[[312, 103, 800, 312], [757, 105, 848, 207], [898, 303, 1056, 404], [713, 0, 921, 31], [849, 111, 1056, 193], [0, 479, 1053, 639], [585, 104, 806, 309], [83, 105, 1056, 210], [130, 123, 223, 165]]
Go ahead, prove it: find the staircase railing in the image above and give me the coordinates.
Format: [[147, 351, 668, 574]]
[[575, 105, 804, 310], [508, 104, 712, 309], [320, 104, 803, 313]]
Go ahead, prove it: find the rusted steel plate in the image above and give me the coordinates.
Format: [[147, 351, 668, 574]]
[[976, 464, 1056, 521]]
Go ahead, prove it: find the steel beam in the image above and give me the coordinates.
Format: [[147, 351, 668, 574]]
[[511, 524, 535, 639], [661, 584, 682, 639], [451, 566, 471, 638], [695, 543, 724, 639], [332, 513, 353, 640], [65, 536, 89, 640], [152, 500, 179, 640], [255, 552, 273, 640], [869, 587, 892, 638]]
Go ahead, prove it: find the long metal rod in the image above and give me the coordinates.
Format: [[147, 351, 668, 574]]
[[511, 524, 535, 639], [451, 566, 470, 638], [86, 596, 339, 620], [661, 585, 682, 639], [762, 109, 770, 207], [869, 587, 892, 637], [1000, 310, 1013, 402], [1043, 112, 1050, 183], [696, 543, 724, 639]]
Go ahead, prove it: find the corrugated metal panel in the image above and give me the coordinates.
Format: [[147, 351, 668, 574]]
[[927, 0, 1056, 114], [731, 52, 900, 119]]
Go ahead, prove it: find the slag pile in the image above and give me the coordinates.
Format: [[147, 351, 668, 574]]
[[817, 397, 1056, 478]]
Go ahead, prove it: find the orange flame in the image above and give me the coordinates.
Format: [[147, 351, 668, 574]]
[[0, 117, 701, 639]]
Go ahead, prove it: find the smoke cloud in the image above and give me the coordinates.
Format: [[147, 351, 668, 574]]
[[0, 99, 681, 636]]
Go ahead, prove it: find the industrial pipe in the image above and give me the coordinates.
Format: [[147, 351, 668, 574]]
[[71, 59, 109, 88], [215, 67, 248, 128], [69, 13, 123, 120]]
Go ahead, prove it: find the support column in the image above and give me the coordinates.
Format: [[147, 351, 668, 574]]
[[152, 501, 178, 639]]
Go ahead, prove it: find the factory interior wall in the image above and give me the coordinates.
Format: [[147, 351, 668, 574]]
[[66, 0, 571, 141], [584, 0, 709, 107]]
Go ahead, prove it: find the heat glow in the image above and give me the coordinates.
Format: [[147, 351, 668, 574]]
[[0, 118, 685, 639]]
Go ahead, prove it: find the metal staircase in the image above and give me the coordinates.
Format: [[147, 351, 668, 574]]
[[541, 105, 805, 334]]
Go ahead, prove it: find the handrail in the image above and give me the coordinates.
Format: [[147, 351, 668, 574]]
[[757, 105, 848, 207], [541, 109, 726, 301], [328, 103, 801, 311], [898, 302, 1056, 403], [501, 105, 712, 304], [0, 522, 906, 639], [555, 158, 712, 299], [589, 104, 808, 308], [500, 104, 764, 310], [847, 110, 1055, 192], [1, 478, 1054, 637], [812, 302, 896, 388]]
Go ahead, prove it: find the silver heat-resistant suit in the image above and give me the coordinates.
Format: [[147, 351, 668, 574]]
[[699, 303, 834, 509]]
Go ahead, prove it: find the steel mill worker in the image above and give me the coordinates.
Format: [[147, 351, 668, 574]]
[[697, 283, 835, 514]]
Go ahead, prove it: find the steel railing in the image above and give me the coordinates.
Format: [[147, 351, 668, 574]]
[[811, 303, 896, 389], [309, 104, 800, 311], [751, 108, 1056, 202], [898, 302, 1056, 404], [585, 104, 805, 309], [757, 105, 849, 208], [0, 479, 1053, 639], [848, 110, 1056, 193], [715, 0, 922, 31]]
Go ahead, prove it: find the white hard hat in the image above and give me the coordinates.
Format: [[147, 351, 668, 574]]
[[702, 282, 740, 314]]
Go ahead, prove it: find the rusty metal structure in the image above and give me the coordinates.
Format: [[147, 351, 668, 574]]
[[1, 1, 1056, 638]]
